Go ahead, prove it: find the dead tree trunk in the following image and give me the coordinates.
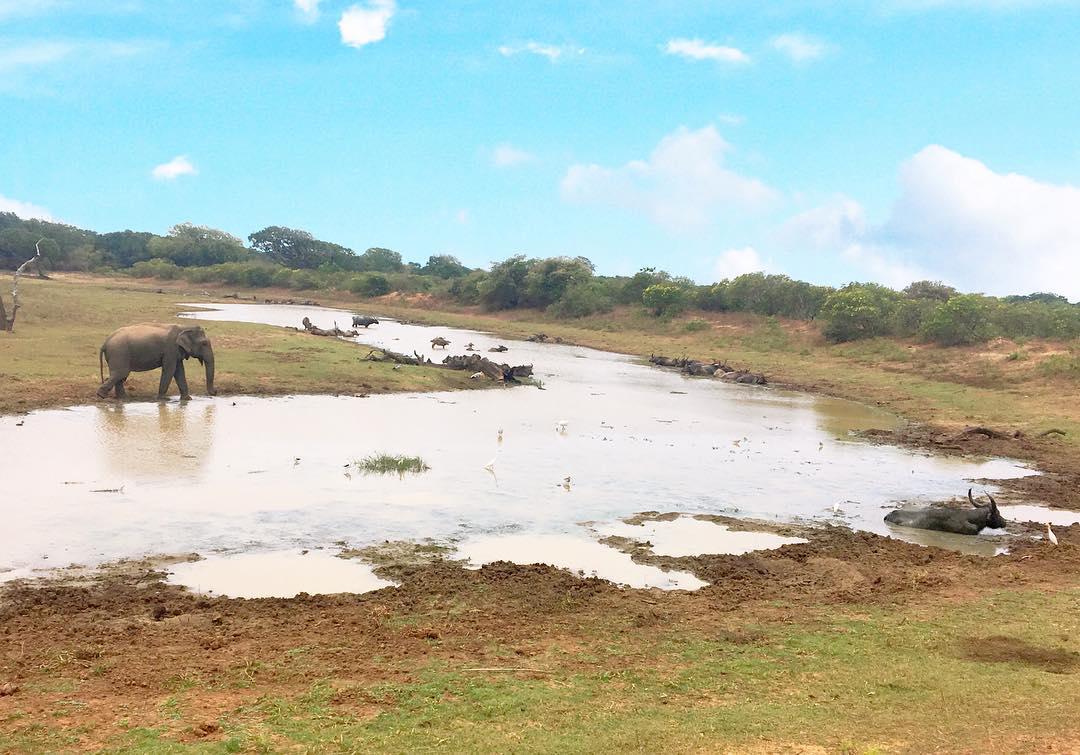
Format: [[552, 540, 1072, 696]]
[[1, 239, 44, 333]]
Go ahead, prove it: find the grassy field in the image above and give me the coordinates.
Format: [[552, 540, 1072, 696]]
[[0, 276, 476, 415]]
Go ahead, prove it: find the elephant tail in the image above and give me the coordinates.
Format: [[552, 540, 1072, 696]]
[[99, 345, 105, 382]]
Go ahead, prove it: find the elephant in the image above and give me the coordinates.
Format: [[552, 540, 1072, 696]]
[[97, 324, 216, 400], [352, 315, 379, 328], [884, 489, 1005, 536]]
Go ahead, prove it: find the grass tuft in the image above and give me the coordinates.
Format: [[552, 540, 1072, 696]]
[[355, 454, 430, 476]]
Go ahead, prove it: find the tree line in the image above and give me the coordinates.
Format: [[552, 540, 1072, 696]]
[[2, 211, 1078, 346]]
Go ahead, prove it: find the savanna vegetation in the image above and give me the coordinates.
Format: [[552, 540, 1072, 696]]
[[4, 212, 1078, 348]]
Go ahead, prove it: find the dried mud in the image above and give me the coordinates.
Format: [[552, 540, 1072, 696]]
[[2, 527, 1078, 747]]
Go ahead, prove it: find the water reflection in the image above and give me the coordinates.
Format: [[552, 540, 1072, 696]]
[[95, 401, 217, 477]]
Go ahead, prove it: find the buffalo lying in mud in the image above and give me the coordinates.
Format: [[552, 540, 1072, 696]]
[[352, 315, 379, 328], [649, 355, 767, 385], [884, 489, 1005, 536]]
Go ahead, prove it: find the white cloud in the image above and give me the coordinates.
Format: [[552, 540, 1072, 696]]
[[294, 0, 321, 20], [491, 143, 536, 168], [664, 38, 750, 64], [780, 146, 1080, 297], [771, 33, 829, 63], [0, 194, 54, 221], [561, 125, 777, 232], [338, 0, 395, 49], [151, 155, 197, 181], [713, 247, 770, 280], [497, 41, 584, 62]]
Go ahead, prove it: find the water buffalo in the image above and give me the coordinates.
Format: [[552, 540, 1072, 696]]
[[884, 489, 1005, 535], [352, 315, 379, 328]]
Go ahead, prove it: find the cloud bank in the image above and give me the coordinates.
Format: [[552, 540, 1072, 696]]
[[339, 0, 395, 49]]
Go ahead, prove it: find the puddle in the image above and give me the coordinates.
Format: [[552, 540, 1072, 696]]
[[602, 517, 806, 557], [455, 533, 706, 590], [883, 525, 1009, 557], [0, 302, 1040, 589], [998, 505, 1080, 527], [167, 551, 394, 598]]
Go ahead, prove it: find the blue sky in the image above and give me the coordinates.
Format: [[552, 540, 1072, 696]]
[[2, 0, 1079, 296]]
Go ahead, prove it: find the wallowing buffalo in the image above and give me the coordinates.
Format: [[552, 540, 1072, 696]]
[[351, 315, 379, 328], [884, 489, 1005, 535]]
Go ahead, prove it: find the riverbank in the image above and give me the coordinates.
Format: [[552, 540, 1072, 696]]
[[0, 276, 479, 416], [2, 527, 1078, 752]]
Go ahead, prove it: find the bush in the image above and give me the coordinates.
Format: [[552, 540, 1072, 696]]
[[289, 270, 320, 290], [684, 319, 710, 332], [130, 258, 181, 280], [547, 280, 614, 318], [642, 283, 688, 317], [919, 294, 997, 346], [449, 271, 486, 305], [820, 283, 901, 342], [349, 273, 391, 297]]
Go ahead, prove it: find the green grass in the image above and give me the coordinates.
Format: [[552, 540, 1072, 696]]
[[11, 588, 1067, 753], [354, 453, 430, 476], [0, 276, 478, 414], [1039, 353, 1080, 380]]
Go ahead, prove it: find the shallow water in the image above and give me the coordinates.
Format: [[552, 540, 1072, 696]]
[[601, 517, 806, 557], [999, 505, 1080, 527], [0, 301, 1041, 591], [457, 533, 707, 590], [167, 551, 394, 598]]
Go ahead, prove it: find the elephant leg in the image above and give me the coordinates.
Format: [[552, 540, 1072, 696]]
[[158, 355, 177, 398], [174, 361, 192, 401], [98, 368, 126, 399], [115, 379, 128, 399]]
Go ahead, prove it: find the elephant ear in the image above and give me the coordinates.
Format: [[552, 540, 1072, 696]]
[[176, 327, 201, 358]]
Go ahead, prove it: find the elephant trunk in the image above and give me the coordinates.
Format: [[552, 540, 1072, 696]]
[[203, 346, 216, 395]]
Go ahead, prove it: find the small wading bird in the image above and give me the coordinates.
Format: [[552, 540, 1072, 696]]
[[1047, 522, 1058, 545], [562, 476, 571, 491], [497, 428, 504, 443], [831, 501, 841, 515], [468, 371, 484, 379], [555, 420, 568, 434]]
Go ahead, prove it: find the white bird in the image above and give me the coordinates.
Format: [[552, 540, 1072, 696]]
[[832, 501, 840, 515], [1047, 522, 1058, 545], [468, 371, 484, 380], [483, 449, 499, 472], [555, 420, 568, 434]]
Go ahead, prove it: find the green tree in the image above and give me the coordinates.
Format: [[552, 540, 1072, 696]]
[[479, 255, 534, 310], [619, 267, 670, 304], [903, 280, 958, 301], [356, 247, 404, 273], [523, 256, 595, 308], [820, 283, 902, 342], [421, 254, 470, 278], [642, 283, 688, 317], [248, 226, 345, 270], [919, 294, 997, 346], [547, 280, 614, 318], [150, 223, 248, 267], [97, 230, 154, 268]]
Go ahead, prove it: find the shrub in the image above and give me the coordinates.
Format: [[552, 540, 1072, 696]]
[[684, 319, 710, 332], [289, 270, 320, 290], [642, 283, 688, 317], [919, 294, 997, 346], [130, 258, 181, 280], [820, 283, 901, 342], [448, 271, 486, 305], [349, 273, 391, 297], [547, 280, 613, 318]]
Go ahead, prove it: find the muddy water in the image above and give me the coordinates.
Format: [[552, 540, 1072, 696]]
[[0, 302, 1038, 592]]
